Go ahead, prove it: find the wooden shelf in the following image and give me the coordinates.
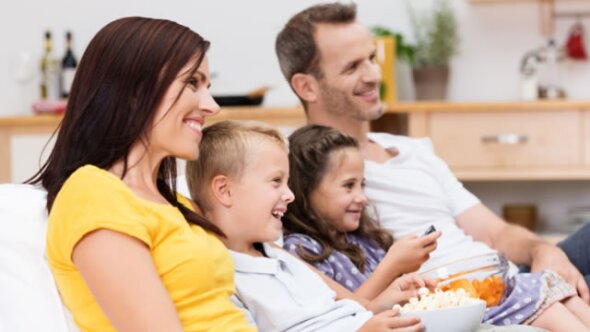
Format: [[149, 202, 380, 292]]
[[3, 101, 590, 183], [469, 0, 537, 3], [470, 0, 583, 2], [0, 106, 306, 183], [4, 100, 589, 126], [455, 169, 590, 181], [385, 100, 590, 113], [0, 106, 305, 127], [469, 0, 590, 37]]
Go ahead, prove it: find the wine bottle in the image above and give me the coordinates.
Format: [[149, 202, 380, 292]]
[[60, 31, 77, 99], [39, 31, 60, 100]]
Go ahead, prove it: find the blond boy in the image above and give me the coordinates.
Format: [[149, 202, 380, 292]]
[[185, 120, 424, 332]]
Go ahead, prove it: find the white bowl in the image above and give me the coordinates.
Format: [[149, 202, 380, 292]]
[[400, 301, 486, 332]]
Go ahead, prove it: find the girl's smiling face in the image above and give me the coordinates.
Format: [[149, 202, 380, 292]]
[[309, 147, 367, 232]]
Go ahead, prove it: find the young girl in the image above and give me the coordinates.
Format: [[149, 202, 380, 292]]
[[185, 120, 431, 332], [284, 124, 590, 331], [283, 124, 440, 301], [27, 17, 254, 331]]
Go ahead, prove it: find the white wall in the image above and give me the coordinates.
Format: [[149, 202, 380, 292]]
[[2, 1, 590, 234], [1, 0, 589, 116]]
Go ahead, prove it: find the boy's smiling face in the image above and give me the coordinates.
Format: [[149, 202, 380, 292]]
[[228, 137, 294, 249]]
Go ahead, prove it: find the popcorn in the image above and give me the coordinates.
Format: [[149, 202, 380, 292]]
[[393, 287, 481, 312]]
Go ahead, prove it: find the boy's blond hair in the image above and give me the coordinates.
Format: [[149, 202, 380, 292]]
[[186, 120, 288, 212]]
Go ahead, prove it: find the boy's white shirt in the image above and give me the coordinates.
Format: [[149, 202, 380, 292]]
[[230, 243, 372, 332]]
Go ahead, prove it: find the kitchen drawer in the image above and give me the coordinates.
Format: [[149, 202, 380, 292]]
[[429, 110, 582, 168]]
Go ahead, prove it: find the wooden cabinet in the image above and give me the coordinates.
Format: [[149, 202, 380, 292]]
[[3, 101, 590, 183], [469, 0, 588, 37], [385, 101, 590, 180], [429, 110, 580, 168]]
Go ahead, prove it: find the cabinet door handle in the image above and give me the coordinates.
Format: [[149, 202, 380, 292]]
[[481, 133, 528, 145]]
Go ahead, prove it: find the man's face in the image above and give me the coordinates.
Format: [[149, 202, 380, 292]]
[[313, 22, 383, 122]]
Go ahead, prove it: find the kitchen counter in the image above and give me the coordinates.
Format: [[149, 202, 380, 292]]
[[385, 100, 590, 113], [0, 105, 305, 127], [2, 100, 590, 182], [0, 106, 305, 182], [3, 100, 589, 126]]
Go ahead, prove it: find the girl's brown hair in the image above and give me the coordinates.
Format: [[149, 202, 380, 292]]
[[284, 124, 393, 272]]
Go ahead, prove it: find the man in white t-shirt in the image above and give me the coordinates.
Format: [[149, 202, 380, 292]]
[[275, 2, 589, 302]]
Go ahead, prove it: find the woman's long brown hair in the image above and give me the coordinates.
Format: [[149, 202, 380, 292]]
[[284, 125, 393, 272], [27, 17, 223, 236]]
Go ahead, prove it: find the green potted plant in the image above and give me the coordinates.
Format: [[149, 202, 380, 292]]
[[409, 0, 459, 100]]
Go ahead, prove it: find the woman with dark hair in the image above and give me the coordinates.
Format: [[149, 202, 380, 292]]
[[28, 17, 255, 332]]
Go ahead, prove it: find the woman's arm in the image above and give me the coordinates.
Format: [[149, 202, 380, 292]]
[[73, 229, 184, 332]]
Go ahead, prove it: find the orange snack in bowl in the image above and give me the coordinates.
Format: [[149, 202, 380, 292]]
[[446, 279, 478, 298], [479, 275, 505, 306], [440, 275, 505, 307]]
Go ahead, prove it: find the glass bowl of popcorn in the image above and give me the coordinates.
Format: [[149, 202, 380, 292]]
[[420, 253, 510, 307], [397, 287, 486, 332]]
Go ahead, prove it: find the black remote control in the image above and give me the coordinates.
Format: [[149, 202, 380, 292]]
[[423, 225, 436, 236]]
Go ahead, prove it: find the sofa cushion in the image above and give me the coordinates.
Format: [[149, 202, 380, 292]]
[[0, 183, 78, 332]]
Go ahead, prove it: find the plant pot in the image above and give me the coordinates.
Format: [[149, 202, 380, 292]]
[[412, 66, 449, 101]]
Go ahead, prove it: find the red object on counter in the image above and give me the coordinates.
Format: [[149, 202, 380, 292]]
[[32, 100, 67, 115], [566, 22, 588, 60]]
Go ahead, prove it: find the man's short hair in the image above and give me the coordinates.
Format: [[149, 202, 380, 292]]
[[275, 2, 357, 82], [185, 120, 288, 212]]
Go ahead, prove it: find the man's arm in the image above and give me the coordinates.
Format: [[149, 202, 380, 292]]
[[456, 202, 589, 303]]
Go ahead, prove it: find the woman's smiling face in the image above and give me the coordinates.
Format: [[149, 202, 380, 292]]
[[149, 55, 220, 161]]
